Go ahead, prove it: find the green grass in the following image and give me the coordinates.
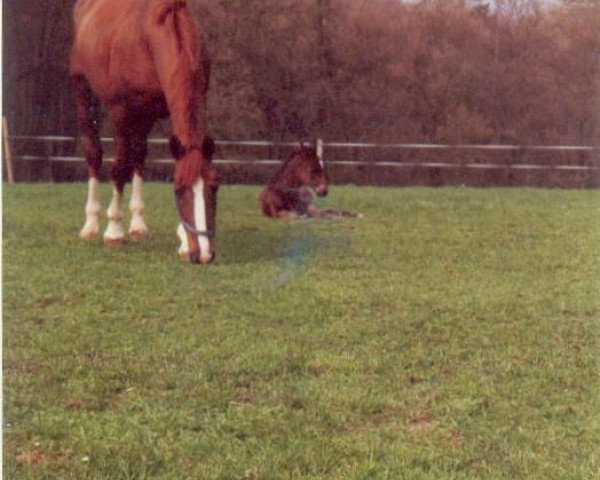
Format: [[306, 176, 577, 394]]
[[3, 183, 599, 479]]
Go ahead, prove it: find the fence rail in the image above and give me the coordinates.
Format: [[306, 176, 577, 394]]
[[8, 134, 597, 151], [4, 134, 599, 187]]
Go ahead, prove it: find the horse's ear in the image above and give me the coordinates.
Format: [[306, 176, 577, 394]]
[[202, 136, 216, 162], [169, 135, 186, 160]]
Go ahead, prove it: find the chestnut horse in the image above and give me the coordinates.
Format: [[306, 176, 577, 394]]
[[70, 0, 218, 264], [259, 146, 356, 219]]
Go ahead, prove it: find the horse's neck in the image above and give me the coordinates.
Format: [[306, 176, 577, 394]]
[[271, 160, 303, 192]]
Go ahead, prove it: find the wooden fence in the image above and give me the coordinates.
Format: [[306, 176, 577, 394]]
[[3, 133, 599, 188]]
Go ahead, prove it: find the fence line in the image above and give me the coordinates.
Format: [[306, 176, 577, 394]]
[[6, 135, 599, 175], [9, 134, 597, 152], [15, 154, 598, 172], [17, 155, 283, 166], [324, 142, 595, 152]]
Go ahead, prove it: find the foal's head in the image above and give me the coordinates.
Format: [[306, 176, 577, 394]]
[[171, 135, 219, 264], [283, 146, 328, 197]]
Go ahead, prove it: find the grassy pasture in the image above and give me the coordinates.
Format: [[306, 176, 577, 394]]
[[3, 183, 599, 479]]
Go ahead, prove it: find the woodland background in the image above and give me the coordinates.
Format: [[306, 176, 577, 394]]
[[3, 0, 599, 146]]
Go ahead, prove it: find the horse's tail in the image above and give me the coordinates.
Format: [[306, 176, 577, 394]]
[[154, 1, 200, 70]]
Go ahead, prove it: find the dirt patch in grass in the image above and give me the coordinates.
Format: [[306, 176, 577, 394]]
[[404, 411, 439, 431], [14, 448, 75, 467], [446, 430, 467, 449], [342, 405, 406, 432]]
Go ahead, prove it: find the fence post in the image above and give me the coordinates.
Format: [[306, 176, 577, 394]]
[[2, 117, 15, 184], [316, 138, 324, 167]]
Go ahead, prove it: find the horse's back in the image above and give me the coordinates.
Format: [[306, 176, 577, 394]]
[[73, 0, 186, 26], [71, 0, 145, 92]]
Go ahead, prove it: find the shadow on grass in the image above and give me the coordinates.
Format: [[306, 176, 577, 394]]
[[218, 220, 352, 272], [217, 225, 295, 265]]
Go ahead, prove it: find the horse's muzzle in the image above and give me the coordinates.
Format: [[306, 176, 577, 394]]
[[189, 250, 216, 265]]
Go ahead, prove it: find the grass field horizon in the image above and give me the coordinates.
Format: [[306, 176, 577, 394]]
[[3, 183, 599, 479]]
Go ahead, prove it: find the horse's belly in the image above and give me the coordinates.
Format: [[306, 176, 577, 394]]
[[75, 58, 165, 116]]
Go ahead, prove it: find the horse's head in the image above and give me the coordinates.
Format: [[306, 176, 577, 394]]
[[293, 146, 328, 197], [171, 135, 219, 264]]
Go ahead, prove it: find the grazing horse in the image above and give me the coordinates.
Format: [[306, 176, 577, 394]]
[[70, 0, 219, 264], [259, 146, 357, 219]]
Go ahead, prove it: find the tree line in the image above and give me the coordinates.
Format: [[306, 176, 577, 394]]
[[3, 0, 599, 146]]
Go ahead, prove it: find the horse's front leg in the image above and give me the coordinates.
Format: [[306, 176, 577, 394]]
[[307, 205, 358, 218], [81, 177, 102, 239], [104, 184, 126, 245], [72, 74, 103, 239], [277, 210, 302, 219]]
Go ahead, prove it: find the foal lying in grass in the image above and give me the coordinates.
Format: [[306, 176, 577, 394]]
[[259, 147, 358, 219]]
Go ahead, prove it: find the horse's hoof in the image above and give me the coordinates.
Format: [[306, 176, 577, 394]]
[[80, 223, 99, 240], [179, 251, 215, 264], [129, 229, 148, 240], [199, 252, 216, 265], [80, 230, 98, 240], [104, 237, 125, 247]]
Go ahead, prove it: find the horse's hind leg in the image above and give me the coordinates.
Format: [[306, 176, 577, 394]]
[[128, 124, 152, 239], [103, 133, 130, 245], [72, 74, 103, 239], [104, 113, 153, 244], [103, 106, 132, 244]]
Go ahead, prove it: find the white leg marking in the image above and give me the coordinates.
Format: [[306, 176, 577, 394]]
[[80, 178, 102, 239], [103, 186, 125, 243], [128, 173, 148, 238], [193, 179, 212, 262]]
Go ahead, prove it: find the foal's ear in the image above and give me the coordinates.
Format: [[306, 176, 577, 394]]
[[202, 136, 216, 162], [169, 135, 186, 160]]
